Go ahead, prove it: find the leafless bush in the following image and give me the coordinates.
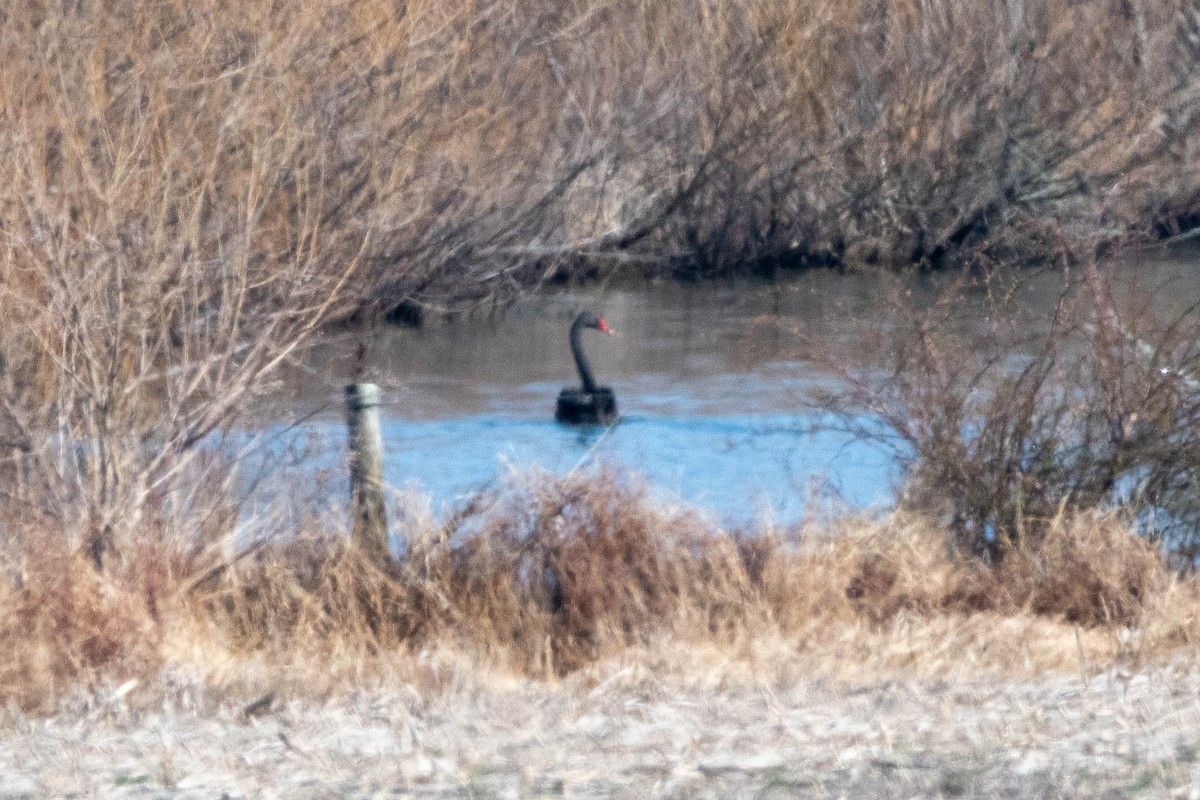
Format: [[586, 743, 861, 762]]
[[0, 1, 376, 564], [807, 244, 1200, 562], [590, 0, 1200, 275]]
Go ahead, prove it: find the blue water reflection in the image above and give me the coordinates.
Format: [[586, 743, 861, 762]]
[[249, 408, 899, 527], [389, 412, 897, 522]]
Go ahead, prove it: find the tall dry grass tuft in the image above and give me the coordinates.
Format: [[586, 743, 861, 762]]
[[421, 469, 756, 674], [156, 470, 1198, 703], [195, 470, 758, 677], [995, 511, 1171, 626], [0, 524, 165, 712]]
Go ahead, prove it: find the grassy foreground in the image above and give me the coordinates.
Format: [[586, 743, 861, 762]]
[[2, 468, 1197, 714]]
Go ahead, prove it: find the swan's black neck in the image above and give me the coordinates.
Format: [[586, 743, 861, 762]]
[[570, 316, 599, 392]]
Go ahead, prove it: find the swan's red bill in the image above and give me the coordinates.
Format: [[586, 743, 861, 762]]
[[598, 317, 613, 334]]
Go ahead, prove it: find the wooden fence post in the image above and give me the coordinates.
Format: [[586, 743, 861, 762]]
[[345, 383, 389, 564]]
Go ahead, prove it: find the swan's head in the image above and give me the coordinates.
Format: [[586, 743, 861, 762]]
[[577, 311, 613, 335]]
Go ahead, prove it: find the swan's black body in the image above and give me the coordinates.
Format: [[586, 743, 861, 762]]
[[556, 312, 618, 424]]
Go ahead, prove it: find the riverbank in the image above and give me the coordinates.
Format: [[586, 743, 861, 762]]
[[5, 656, 1200, 799], [5, 469, 1200, 796], [3, 465, 1198, 707]]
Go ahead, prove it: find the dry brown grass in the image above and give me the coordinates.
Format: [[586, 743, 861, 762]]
[[2, 468, 1196, 713]]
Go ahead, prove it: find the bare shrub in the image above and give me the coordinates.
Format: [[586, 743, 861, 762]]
[[806, 246, 1200, 561], [0, 0, 380, 564], [627, 0, 1200, 274]]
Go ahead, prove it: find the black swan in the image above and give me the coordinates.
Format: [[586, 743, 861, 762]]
[[555, 311, 618, 424]]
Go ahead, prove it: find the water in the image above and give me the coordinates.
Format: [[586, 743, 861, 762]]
[[254, 245, 1200, 526]]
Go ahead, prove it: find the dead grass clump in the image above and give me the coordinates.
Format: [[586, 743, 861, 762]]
[[0, 525, 163, 712], [835, 521, 968, 624], [427, 469, 755, 674], [185, 472, 1200, 693], [5, 471, 1194, 709], [995, 511, 1171, 626], [822, 511, 1175, 631], [825, 513, 1180, 638], [198, 535, 414, 654], [198, 469, 759, 677], [731, 515, 958, 631]]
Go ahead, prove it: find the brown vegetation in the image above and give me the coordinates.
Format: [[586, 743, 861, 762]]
[[1, 468, 1196, 713], [3, 0, 1199, 301]]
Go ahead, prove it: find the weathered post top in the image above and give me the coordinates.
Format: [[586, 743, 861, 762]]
[[346, 382, 381, 412]]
